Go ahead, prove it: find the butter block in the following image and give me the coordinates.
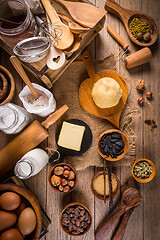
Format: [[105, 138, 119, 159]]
[[58, 121, 85, 151]]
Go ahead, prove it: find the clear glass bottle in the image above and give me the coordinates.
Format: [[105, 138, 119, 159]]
[[14, 148, 49, 179], [0, 0, 38, 48], [0, 103, 32, 134]]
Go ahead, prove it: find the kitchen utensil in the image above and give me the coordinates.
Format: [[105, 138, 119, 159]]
[[64, 33, 81, 53], [0, 17, 22, 26], [0, 183, 42, 240], [49, 119, 92, 165], [97, 129, 129, 162], [41, 0, 74, 50], [107, 25, 152, 69], [79, 50, 128, 128], [0, 72, 8, 100], [46, 45, 66, 70], [55, 0, 106, 28], [0, 105, 68, 182], [10, 56, 39, 99], [107, 165, 113, 209], [132, 158, 156, 183], [105, 0, 158, 47], [58, 12, 90, 34], [0, 65, 15, 106], [95, 188, 142, 240], [112, 207, 135, 240]]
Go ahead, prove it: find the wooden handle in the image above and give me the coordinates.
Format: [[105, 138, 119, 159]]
[[41, 0, 61, 25], [10, 56, 39, 99], [41, 105, 69, 129], [95, 203, 127, 240], [81, 50, 96, 80], [124, 47, 152, 69], [58, 13, 73, 24], [112, 208, 134, 240], [105, 0, 131, 20], [107, 25, 129, 50]]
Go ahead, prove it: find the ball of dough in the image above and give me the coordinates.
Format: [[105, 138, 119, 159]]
[[92, 77, 123, 108]]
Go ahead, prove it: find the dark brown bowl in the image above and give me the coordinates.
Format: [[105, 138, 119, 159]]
[[91, 171, 120, 201], [49, 163, 77, 193], [97, 129, 129, 162], [60, 202, 92, 237], [0, 183, 42, 240]]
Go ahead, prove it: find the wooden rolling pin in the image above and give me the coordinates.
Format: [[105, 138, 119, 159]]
[[0, 105, 68, 182]]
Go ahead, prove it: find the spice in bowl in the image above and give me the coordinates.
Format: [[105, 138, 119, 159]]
[[133, 161, 152, 179], [129, 18, 150, 43]]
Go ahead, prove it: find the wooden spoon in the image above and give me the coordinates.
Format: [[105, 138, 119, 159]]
[[55, 0, 106, 28], [10, 56, 39, 99], [41, 0, 74, 50], [64, 34, 81, 53], [95, 188, 142, 240], [79, 50, 128, 128], [105, 0, 158, 47]]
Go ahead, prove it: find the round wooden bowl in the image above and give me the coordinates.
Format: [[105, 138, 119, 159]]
[[97, 129, 129, 162], [0, 183, 42, 240], [0, 65, 15, 105], [49, 163, 77, 193], [60, 202, 92, 237], [91, 171, 120, 201], [132, 159, 156, 183]]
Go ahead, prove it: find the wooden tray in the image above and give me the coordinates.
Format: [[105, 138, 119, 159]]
[[0, 0, 105, 88]]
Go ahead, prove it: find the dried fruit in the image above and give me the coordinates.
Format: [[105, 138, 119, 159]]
[[68, 181, 75, 188], [51, 175, 61, 186], [54, 166, 64, 176], [59, 185, 64, 192], [68, 171, 75, 180], [63, 186, 70, 193], [64, 166, 70, 170], [61, 178, 68, 186], [63, 170, 70, 178], [146, 91, 152, 99], [136, 79, 145, 90], [137, 97, 144, 104]]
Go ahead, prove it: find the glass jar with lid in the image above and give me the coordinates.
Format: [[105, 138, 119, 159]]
[[0, 0, 38, 48], [0, 103, 32, 134]]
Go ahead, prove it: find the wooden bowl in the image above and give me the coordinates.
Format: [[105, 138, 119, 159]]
[[91, 171, 120, 201], [132, 159, 156, 183], [49, 163, 77, 193], [97, 129, 129, 162], [60, 202, 92, 237], [0, 183, 42, 240], [0, 65, 15, 105]]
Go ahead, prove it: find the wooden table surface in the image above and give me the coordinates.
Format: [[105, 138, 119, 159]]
[[0, 0, 160, 239]]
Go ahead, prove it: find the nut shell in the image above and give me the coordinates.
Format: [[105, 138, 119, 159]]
[[136, 79, 145, 90]]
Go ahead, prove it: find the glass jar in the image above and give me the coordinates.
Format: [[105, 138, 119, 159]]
[[0, 103, 32, 134], [0, 0, 38, 48], [14, 148, 49, 179]]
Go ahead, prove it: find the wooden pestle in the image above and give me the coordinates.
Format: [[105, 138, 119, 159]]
[[0, 105, 68, 183]]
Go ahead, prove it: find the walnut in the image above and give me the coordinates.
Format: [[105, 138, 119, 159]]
[[51, 175, 61, 186], [54, 166, 64, 176], [136, 79, 145, 90]]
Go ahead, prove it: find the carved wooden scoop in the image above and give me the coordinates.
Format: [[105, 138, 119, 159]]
[[95, 188, 142, 240]]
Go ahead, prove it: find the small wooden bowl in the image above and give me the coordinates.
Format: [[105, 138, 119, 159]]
[[132, 159, 156, 183], [49, 163, 77, 193], [60, 202, 92, 237], [97, 129, 129, 162], [0, 65, 15, 106], [0, 183, 42, 240], [91, 171, 120, 201]]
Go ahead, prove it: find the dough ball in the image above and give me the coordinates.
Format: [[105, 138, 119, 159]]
[[92, 77, 123, 108]]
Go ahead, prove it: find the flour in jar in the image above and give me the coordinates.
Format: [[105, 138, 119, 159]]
[[24, 89, 49, 110]]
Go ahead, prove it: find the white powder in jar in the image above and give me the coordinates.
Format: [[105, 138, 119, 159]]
[[24, 89, 49, 110]]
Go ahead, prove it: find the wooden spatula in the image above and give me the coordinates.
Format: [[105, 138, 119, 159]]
[[55, 0, 106, 28]]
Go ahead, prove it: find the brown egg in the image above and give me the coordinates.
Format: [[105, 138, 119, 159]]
[[18, 207, 37, 235], [0, 211, 17, 231], [0, 228, 24, 240], [0, 192, 21, 211]]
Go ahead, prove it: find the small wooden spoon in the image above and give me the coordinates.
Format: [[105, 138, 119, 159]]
[[10, 56, 39, 99], [95, 188, 142, 240], [64, 34, 81, 54], [105, 0, 158, 47]]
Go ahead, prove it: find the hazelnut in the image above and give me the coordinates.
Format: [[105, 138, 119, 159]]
[[63, 186, 70, 193], [146, 91, 152, 99], [144, 33, 151, 42], [51, 175, 61, 187], [137, 32, 143, 41], [54, 166, 64, 176], [136, 79, 145, 90], [68, 171, 75, 180], [68, 180, 75, 188], [61, 178, 68, 186], [63, 170, 70, 178], [137, 97, 144, 104]]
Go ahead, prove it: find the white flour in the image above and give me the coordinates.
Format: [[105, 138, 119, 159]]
[[25, 89, 49, 110]]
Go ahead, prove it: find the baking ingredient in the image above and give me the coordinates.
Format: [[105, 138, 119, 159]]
[[25, 89, 49, 110], [58, 121, 85, 151], [136, 32, 143, 41], [137, 97, 144, 104], [146, 91, 152, 99], [51, 175, 61, 186], [14, 148, 49, 179], [144, 33, 151, 42], [0, 228, 24, 240], [92, 77, 123, 108], [99, 132, 125, 158], [133, 161, 152, 179], [0, 211, 17, 231], [54, 166, 64, 176], [136, 79, 145, 90], [0, 192, 21, 211], [61, 204, 91, 235], [129, 18, 150, 42], [92, 173, 118, 197], [18, 207, 37, 235]]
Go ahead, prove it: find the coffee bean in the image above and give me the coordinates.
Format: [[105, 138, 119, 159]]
[[71, 218, 76, 224], [77, 227, 84, 233], [80, 215, 85, 221], [84, 212, 89, 221], [80, 221, 84, 227], [73, 225, 77, 230], [78, 206, 84, 210], [72, 231, 79, 235], [80, 210, 85, 216], [68, 222, 73, 232], [69, 208, 75, 213], [75, 207, 79, 215], [63, 213, 69, 218]]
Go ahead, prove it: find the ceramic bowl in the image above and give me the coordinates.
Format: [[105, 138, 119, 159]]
[[49, 163, 77, 193], [132, 158, 156, 183], [60, 202, 92, 237], [97, 129, 129, 161], [91, 171, 120, 201], [0, 183, 42, 240]]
